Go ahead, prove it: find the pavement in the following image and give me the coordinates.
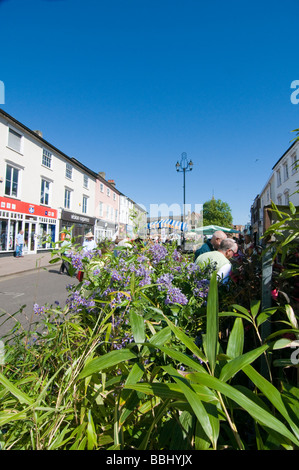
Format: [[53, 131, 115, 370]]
[[0, 251, 54, 279]]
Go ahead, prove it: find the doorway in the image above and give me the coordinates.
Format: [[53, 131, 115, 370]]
[[24, 222, 37, 254]]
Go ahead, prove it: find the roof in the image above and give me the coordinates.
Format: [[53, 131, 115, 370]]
[[0, 107, 122, 194], [272, 139, 298, 170]]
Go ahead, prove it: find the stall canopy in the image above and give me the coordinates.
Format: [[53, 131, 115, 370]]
[[192, 225, 240, 235], [147, 219, 188, 231]]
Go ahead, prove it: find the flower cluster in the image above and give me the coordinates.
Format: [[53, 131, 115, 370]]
[[156, 272, 188, 305], [148, 243, 168, 265], [66, 252, 84, 271], [165, 286, 188, 306], [33, 303, 46, 315], [66, 291, 96, 312]]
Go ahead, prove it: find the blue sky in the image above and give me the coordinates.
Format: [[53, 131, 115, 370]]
[[1, 0, 298, 225]]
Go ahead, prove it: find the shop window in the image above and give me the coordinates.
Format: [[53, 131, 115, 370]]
[[5, 165, 19, 197]]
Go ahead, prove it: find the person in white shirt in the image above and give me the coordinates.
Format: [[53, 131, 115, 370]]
[[15, 229, 24, 257], [83, 232, 97, 252]]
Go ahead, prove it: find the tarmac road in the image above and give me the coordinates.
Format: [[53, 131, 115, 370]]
[[0, 267, 78, 337]]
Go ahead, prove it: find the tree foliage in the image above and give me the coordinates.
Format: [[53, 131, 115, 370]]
[[203, 198, 233, 227]]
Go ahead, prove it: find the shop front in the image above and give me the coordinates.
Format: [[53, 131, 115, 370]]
[[60, 210, 96, 245], [94, 220, 118, 242], [0, 196, 58, 255]]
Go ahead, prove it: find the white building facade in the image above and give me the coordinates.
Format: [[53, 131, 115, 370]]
[[251, 140, 299, 242], [0, 109, 146, 255]]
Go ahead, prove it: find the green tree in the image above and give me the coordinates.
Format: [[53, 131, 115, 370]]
[[203, 198, 233, 227]]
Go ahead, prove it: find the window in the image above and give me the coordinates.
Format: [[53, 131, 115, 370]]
[[82, 196, 88, 214], [283, 161, 289, 181], [5, 165, 19, 197], [99, 202, 103, 217], [65, 163, 73, 179], [83, 174, 88, 188], [64, 189, 71, 209], [42, 149, 52, 168], [115, 209, 118, 222], [100, 183, 104, 193], [291, 153, 298, 174], [113, 192, 116, 201], [277, 194, 282, 205], [107, 188, 110, 197], [276, 169, 282, 187], [284, 190, 290, 205], [40, 179, 50, 205], [8, 128, 23, 153]]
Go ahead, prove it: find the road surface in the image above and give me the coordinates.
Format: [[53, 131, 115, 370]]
[[0, 267, 78, 337]]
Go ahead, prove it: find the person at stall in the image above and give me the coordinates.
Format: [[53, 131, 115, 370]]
[[83, 232, 97, 252]]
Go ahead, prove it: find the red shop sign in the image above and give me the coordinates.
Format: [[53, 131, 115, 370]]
[[0, 197, 58, 219]]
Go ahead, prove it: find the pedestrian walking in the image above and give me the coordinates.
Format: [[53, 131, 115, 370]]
[[59, 234, 72, 274], [15, 229, 24, 258]]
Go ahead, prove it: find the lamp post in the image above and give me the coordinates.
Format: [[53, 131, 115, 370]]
[[175, 152, 193, 247]]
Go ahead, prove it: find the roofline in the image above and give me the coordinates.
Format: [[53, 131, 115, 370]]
[[272, 139, 298, 170], [0, 107, 121, 194]]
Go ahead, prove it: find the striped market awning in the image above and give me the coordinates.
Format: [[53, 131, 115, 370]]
[[147, 219, 188, 231]]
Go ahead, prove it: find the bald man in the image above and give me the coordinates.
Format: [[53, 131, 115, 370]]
[[194, 230, 227, 262], [195, 238, 238, 283]]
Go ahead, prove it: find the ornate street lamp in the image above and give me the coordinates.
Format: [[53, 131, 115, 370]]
[[175, 152, 193, 246]]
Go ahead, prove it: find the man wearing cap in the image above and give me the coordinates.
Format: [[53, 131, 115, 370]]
[[83, 232, 97, 252]]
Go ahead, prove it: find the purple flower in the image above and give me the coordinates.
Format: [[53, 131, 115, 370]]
[[149, 244, 168, 264], [67, 252, 83, 270], [66, 291, 95, 312], [33, 303, 46, 315], [165, 286, 188, 306], [156, 273, 174, 290]]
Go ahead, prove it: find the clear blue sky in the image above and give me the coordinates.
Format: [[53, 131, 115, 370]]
[[1, 0, 298, 225]]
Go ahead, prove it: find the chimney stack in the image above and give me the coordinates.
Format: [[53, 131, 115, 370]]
[[98, 171, 106, 180], [34, 130, 43, 138], [108, 179, 115, 187]]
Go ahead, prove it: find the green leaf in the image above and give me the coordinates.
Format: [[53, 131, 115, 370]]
[[78, 349, 137, 379], [187, 371, 299, 446], [161, 315, 207, 363], [243, 365, 299, 440], [256, 308, 278, 327], [163, 365, 216, 448], [250, 300, 260, 319], [149, 326, 172, 347], [157, 345, 207, 374], [219, 344, 268, 382], [285, 304, 299, 331], [0, 372, 34, 405], [130, 310, 145, 347], [230, 304, 252, 318], [205, 271, 219, 374], [226, 317, 244, 359]]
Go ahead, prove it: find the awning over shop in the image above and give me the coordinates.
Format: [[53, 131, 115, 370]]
[[147, 219, 188, 231]]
